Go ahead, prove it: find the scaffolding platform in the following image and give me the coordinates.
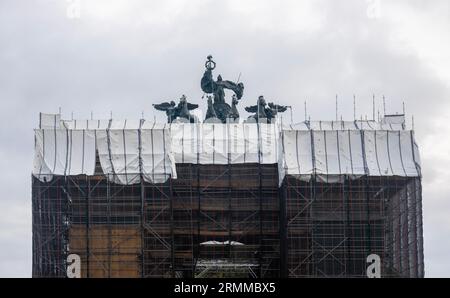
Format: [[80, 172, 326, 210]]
[[32, 117, 424, 278]]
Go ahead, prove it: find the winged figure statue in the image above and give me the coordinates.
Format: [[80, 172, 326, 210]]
[[153, 101, 178, 123], [153, 95, 199, 123], [245, 96, 287, 123]]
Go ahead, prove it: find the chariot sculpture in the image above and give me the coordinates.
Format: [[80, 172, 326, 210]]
[[153, 56, 287, 124], [201, 55, 244, 123]]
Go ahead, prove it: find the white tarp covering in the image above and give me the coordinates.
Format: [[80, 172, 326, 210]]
[[309, 121, 358, 130], [383, 114, 405, 125], [281, 130, 314, 177], [399, 131, 418, 176], [287, 122, 309, 130], [141, 122, 177, 182], [33, 129, 96, 182], [39, 113, 62, 129], [356, 120, 404, 131], [66, 130, 97, 176], [95, 122, 176, 184], [33, 115, 421, 185], [286, 120, 403, 131], [62, 119, 110, 130], [281, 128, 421, 178], [338, 130, 366, 175], [170, 123, 280, 165], [96, 129, 141, 184], [33, 118, 176, 184]]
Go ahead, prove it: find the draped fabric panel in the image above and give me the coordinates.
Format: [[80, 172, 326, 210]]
[[95, 124, 175, 184], [33, 129, 96, 182], [33, 117, 422, 185], [170, 123, 280, 165], [281, 129, 421, 178], [34, 123, 175, 184]]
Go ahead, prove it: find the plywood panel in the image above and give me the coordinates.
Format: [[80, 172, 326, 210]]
[[69, 225, 141, 278]]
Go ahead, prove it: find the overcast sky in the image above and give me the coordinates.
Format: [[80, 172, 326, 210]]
[[0, 0, 449, 277]]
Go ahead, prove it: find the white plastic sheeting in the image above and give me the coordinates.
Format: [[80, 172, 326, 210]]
[[308, 121, 358, 130], [141, 122, 177, 183], [33, 129, 96, 182], [170, 123, 280, 164], [383, 114, 405, 125], [287, 122, 310, 130], [96, 129, 140, 184], [39, 113, 62, 129], [281, 128, 421, 179], [362, 130, 419, 177], [33, 120, 176, 184], [281, 130, 314, 176], [33, 115, 422, 185], [355, 120, 404, 131], [95, 122, 176, 184], [62, 119, 110, 130], [286, 120, 404, 131], [62, 119, 143, 130]]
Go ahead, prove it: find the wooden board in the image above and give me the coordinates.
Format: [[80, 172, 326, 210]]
[[69, 225, 141, 278]]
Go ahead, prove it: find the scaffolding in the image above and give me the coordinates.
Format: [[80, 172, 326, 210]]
[[282, 175, 424, 277], [32, 162, 282, 278], [32, 164, 424, 278]]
